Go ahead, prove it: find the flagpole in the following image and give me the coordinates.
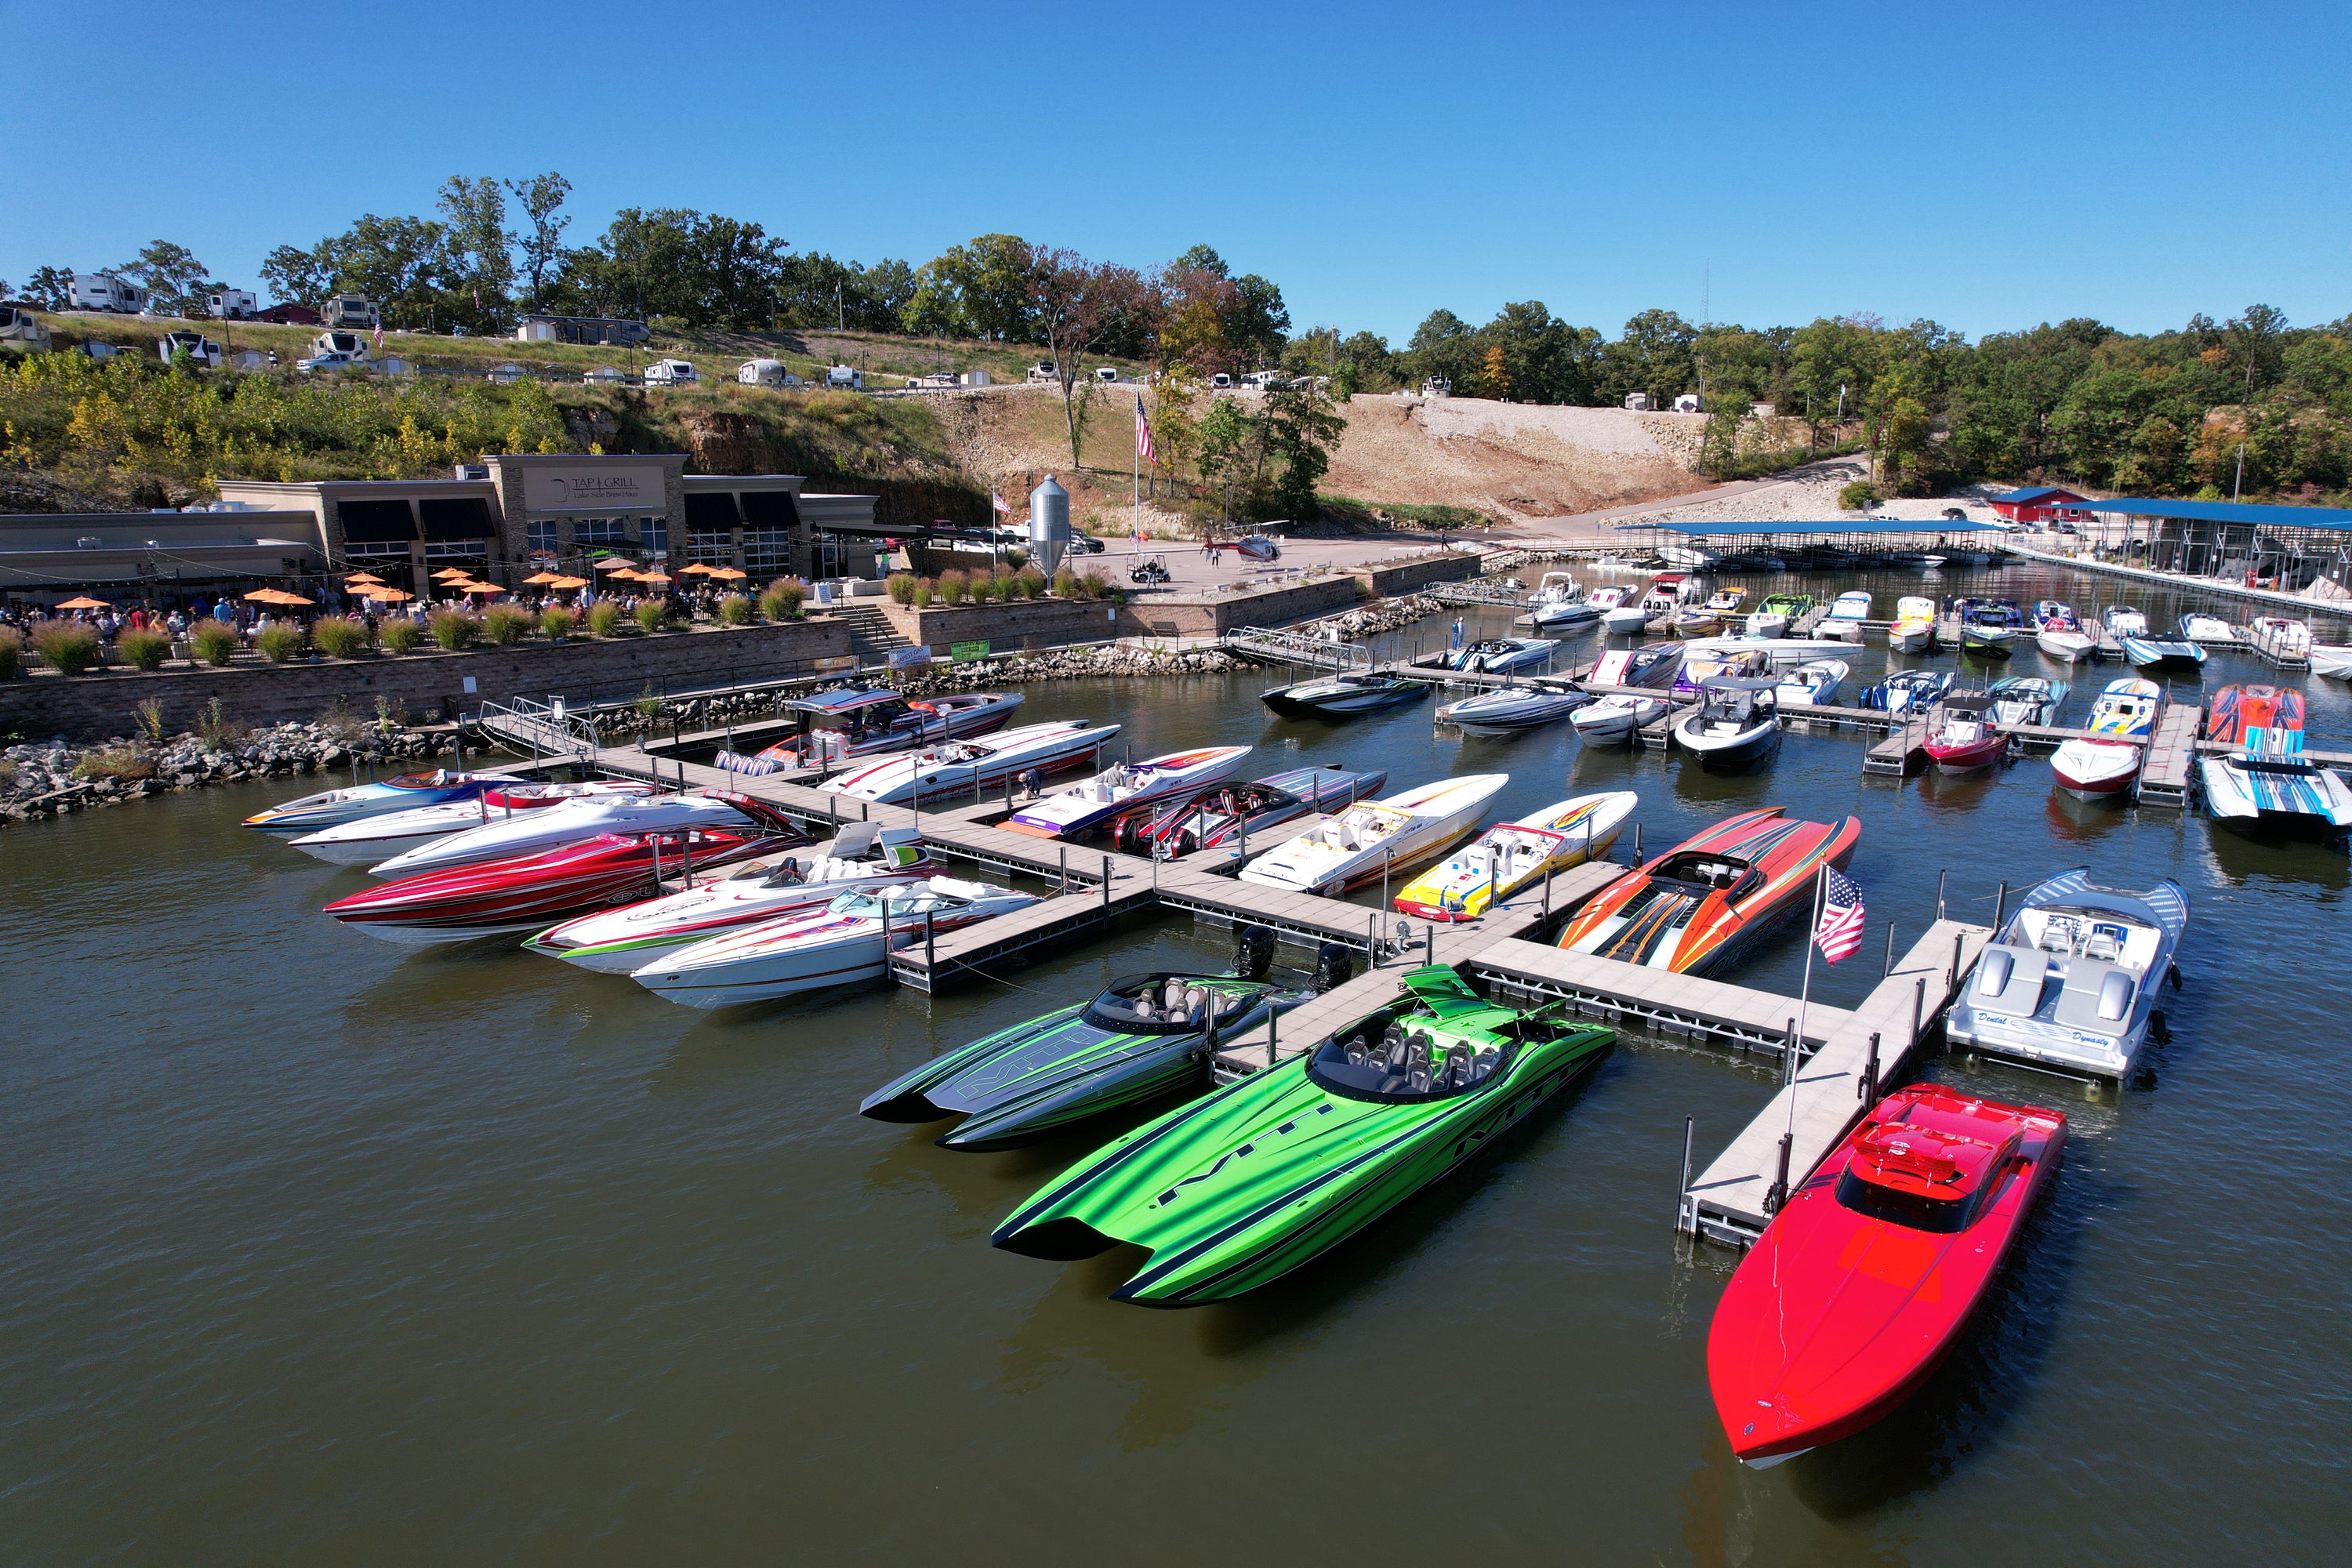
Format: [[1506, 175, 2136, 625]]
[[1787, 860, 1827, 1145]]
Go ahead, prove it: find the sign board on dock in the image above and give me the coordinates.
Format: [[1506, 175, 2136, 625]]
[[810, 655, 857, 675], [949, 640, 991, 663], [888, 645, 932, 670]]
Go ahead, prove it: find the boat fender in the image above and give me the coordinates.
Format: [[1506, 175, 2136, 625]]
[[2166, 965, 2183, 990]]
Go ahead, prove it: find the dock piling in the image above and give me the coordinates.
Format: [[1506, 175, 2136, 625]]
[[1860, 1032, 1881, 1105], [1368, 913, 1378, 966], [1936, 869, 1947, 920], [1102, 855, 1112, 912], [1633, 822, 1642, 863], [1950, 929, 1965, 989], [1766, 1133, 1792, 1215], [1677, 1116, 1696, 1232], [1882, 920, 1896, 977], [1911, 976, 1925, 1049], [1992, 881, 2008, 931], [924, 910, 935, 972], [1058, 846, 1068, 891]]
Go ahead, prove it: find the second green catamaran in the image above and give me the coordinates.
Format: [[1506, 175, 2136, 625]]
[[993, 965, 1614, 1306]]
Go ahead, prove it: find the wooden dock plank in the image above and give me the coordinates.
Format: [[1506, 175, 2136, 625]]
[[1681, 920, 1992, 1246], [1466, 938, 1854, 1054]]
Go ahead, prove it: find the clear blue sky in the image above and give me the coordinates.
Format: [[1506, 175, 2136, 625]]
[[6, 0, 2347, 343]]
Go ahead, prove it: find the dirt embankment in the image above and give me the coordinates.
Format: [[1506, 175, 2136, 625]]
[[930, 387, 1737, 525]]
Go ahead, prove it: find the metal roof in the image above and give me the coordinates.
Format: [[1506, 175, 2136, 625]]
[[2065, 497, 2352, 530], [1987, 486, 2078, 505], [1617, 517, 2007, 537]]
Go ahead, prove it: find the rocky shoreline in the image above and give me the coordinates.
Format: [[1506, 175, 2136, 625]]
[[2, 722, 451, 826]]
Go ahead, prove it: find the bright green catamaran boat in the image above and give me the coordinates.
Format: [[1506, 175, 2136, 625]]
[[993, 965, 1615, 1306]]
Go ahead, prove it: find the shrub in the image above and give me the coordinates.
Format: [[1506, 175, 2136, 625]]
[[311, 616, 371, 659], [1837, 479, 1881, 511], [968, 571, 1000, 604], [1006, 546, 1029, 571], [379, 618, 423, 654], [586, 601, 622, 637], [718, 593, 753, 626], [196, 696, 245, 748], [1080, 569, 1112, 601], [938, 568, 970, 605], [134, 696, 166, 742], [541, 606, 577, 640], [0, 626, 20, 680], [74, 746, 157, 782], [34, 622, 103, 674], [191, 620, 241, 666], [1052, 567, 1080, 599], [760, 577, 807, 621], [634, 600, 670, 633], [483, 605, 536, 646], [118, 629, 173, 670], [428, 609, 481, 651], [913, 576, 936, 608], [884, 572, 917, 606], [256, 623, 306, 663], [1014, 567, 1045, 601]]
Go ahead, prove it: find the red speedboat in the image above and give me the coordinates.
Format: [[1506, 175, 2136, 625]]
[[1922, 692, 2007, 773], [1109, 764, 1388, 855], [1707, 1083, 2067, 1467], [322, 823, 800, 945]]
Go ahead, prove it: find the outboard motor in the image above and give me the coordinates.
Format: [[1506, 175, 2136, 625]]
[[1312, 942, 1353, 995], [1233, 924, 1276, 982]]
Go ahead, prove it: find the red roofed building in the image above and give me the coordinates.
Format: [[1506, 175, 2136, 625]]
[[1988, 486, 2090, 524]]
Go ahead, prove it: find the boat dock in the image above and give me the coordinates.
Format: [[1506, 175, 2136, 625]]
[[1678, 920, 1992, 1247], [2135, 704, 2204, 808]]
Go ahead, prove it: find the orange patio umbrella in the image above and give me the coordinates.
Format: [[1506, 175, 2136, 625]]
[[361, 586, 413, 601], [592, 557, 637, 573], [677, 562, 717, 575], [244, 588, 309, 605], [462, 582, 507, 596], [707, 565, 748, 581], [639, 569, 672, 583], [56, 595, 111, 610], [343, 572, 385, 586], [546, 575, 590, 590], [521, 571, 560, 585], [430, 568, 474, 582]]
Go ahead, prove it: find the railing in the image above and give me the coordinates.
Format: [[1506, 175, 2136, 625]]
[[1430, 579, 1534, 609], [475, 695, 600, 759], [1221, 625, 1373, 672]]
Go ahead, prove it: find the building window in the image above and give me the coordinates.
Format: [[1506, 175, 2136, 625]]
[[640, 517, 669, 555], [525, 521, 558, 556], [686, 530, 734, 564], [577, 518, 628, 549], [345, 540, 412, 559], [743, 527, 794, 575]]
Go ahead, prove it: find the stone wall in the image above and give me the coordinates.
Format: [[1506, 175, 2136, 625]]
[[1351, 552, 1480, 595], [879, 597, 1117, 652], [1, 618, 851, 739]]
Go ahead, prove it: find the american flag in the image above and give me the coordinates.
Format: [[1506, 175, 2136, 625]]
[[991, 492, 1011, 515], [1813, 869, 1865, 964], [1134, 394, 1156, 463]]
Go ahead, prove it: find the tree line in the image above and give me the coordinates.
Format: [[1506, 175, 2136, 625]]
[[10, 172, 2351, 503]]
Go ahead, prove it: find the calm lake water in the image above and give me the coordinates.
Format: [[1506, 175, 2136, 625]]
[[5, 561, 2348, 1564]]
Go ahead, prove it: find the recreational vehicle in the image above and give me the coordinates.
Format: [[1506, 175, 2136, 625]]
[[68, 272, 148, 314], [644, 358, 699, 387], [0, 304, 51, 350], [309, 331, 372, 362], [205, 288, 259, 320], [739, 358, 801, 388], [158, 331, 223, 368], [321, 295, 381, 330], [824, 365, 863, 390], [517, 314, 652, 346]]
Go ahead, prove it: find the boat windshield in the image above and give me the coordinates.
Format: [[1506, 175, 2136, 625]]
[[1653, 851, 1755, 895], [1307, 1019, 1511, 1102], [1083, 975, 1262, 1035], [1833, 1167, 1991, 1235]]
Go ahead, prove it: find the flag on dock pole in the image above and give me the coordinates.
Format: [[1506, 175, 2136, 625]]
[[1813, 869, 1865, 964]]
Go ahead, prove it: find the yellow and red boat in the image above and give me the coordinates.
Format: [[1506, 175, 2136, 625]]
[[1553, 807, 1860, 975]]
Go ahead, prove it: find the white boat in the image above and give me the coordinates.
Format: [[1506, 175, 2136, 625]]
[[1673, 677, 1781, 768], [244, 769, 524, 837], [1519, 572, 1602, 629], [1773, 659, 1849, 707], [2313, 644, 2352, 679], [1570, 692, 1671, 744], [1392, 792, 1638, 921], [820, 719, 1120, 805], [286, 779, 659, 866], [1437, 684, 1591, 735], [2050, 678, 2163, 801], [1004, 746, 1249, 837], [367, 791, 771, 879], [1987, 677, 2070, 726], [2249, 615, 2312, 659], [523, 825, 935, 973], [1429, 637, 1559, 675], [1944, 868, 2190, 1080], [1660, 543, 1719, 569], [1603, 598, 1655, 633], [1820, 590, 1871, 642], [1680, 635, 1857, 672], [1238, 774, 1509, 895], [2201, 743, 2352, 838], [1888, 594, 1939, 653], [2180, 613, 2236, 644], [2103, 604, 2150, 638], [630, 877, 1040, 1007], [2034, 611, 2098, 662]]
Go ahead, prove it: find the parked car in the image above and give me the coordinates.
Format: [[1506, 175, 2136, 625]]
[[1094, 365, 1121, 383], [158, 331, 223, 367], [1026, 361, 1056, 383], [0, 303, 52, 350], [1210, 372, 1235, 389], [256, 303, 321, 326], [296, 350, 367, 374], [644, 358, 699, 387], [1073, 532, 1106, 554]]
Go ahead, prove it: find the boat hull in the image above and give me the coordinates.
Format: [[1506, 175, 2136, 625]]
[[1926, 733, 2007, 772], [1260, 680, 1426, 718], [1555, 808, 1860, 975], [1239, 775, 1510, 895], [2050, 739, 2142, 800], [822, 721, 1120, 804]]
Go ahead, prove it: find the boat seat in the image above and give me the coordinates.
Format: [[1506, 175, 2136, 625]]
[[1182, 985, 1210, 1022], [1163, 979, 1190, 1012]]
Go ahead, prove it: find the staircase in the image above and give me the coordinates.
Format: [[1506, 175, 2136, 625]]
[[835, 602, 913, 663]]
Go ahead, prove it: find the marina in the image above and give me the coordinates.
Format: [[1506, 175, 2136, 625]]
[[9, 550, 2352, 1563]]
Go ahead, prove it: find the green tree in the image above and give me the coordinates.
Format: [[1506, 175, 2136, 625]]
[[1406, 309, 1480, 393], [503, 172, 571, 311], [1221, 274, 1290, 367], [119, 241, 209, 314], [315, 215, 452, 326], [436, 176, 515, 329], [21, 266, 73, 310], [1258, 381, 1346, 520], [1601, 307, 1699, 407]]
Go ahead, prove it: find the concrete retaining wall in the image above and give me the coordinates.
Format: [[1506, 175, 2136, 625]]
[[1351, 553, 1480, 595], [0, 619, 851, 739]]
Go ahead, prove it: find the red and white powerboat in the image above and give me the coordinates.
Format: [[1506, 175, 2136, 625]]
[[1708, 1083, 2067, 1466], [1922, 692, 2007, 773], [750, 688, 1023, 768], [1003, 746, 1251, 837], [522, 824, 932, 972], [245, 769, 524, 837], [630, 877, 1040, 1007], [286, 779, 657, 866], [2050, 678, 2161, 801], [322, 822, 797, 945], [819, 720, 1120, 805], [367, 792, 798, 879]]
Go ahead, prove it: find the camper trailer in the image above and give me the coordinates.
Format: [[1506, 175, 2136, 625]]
[[205, 288, 259, 321], [309, 331, 372, 363], [1622, 391, 1653, 412], [739, 358, 800, 388], [644, 358, 699, 387], [321, 294, 381, 330], [68, 272, 148, 314], [1026, 361, 1057, 383], [1420, 376, 1452, 397], [158, 331, 223, 368], [824, 365, 863, 390], [1673, 394, 1701, 413], [517, 314, 652, 347], [0, 304, 52, 350], [1210, 372, 1235, 389]]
